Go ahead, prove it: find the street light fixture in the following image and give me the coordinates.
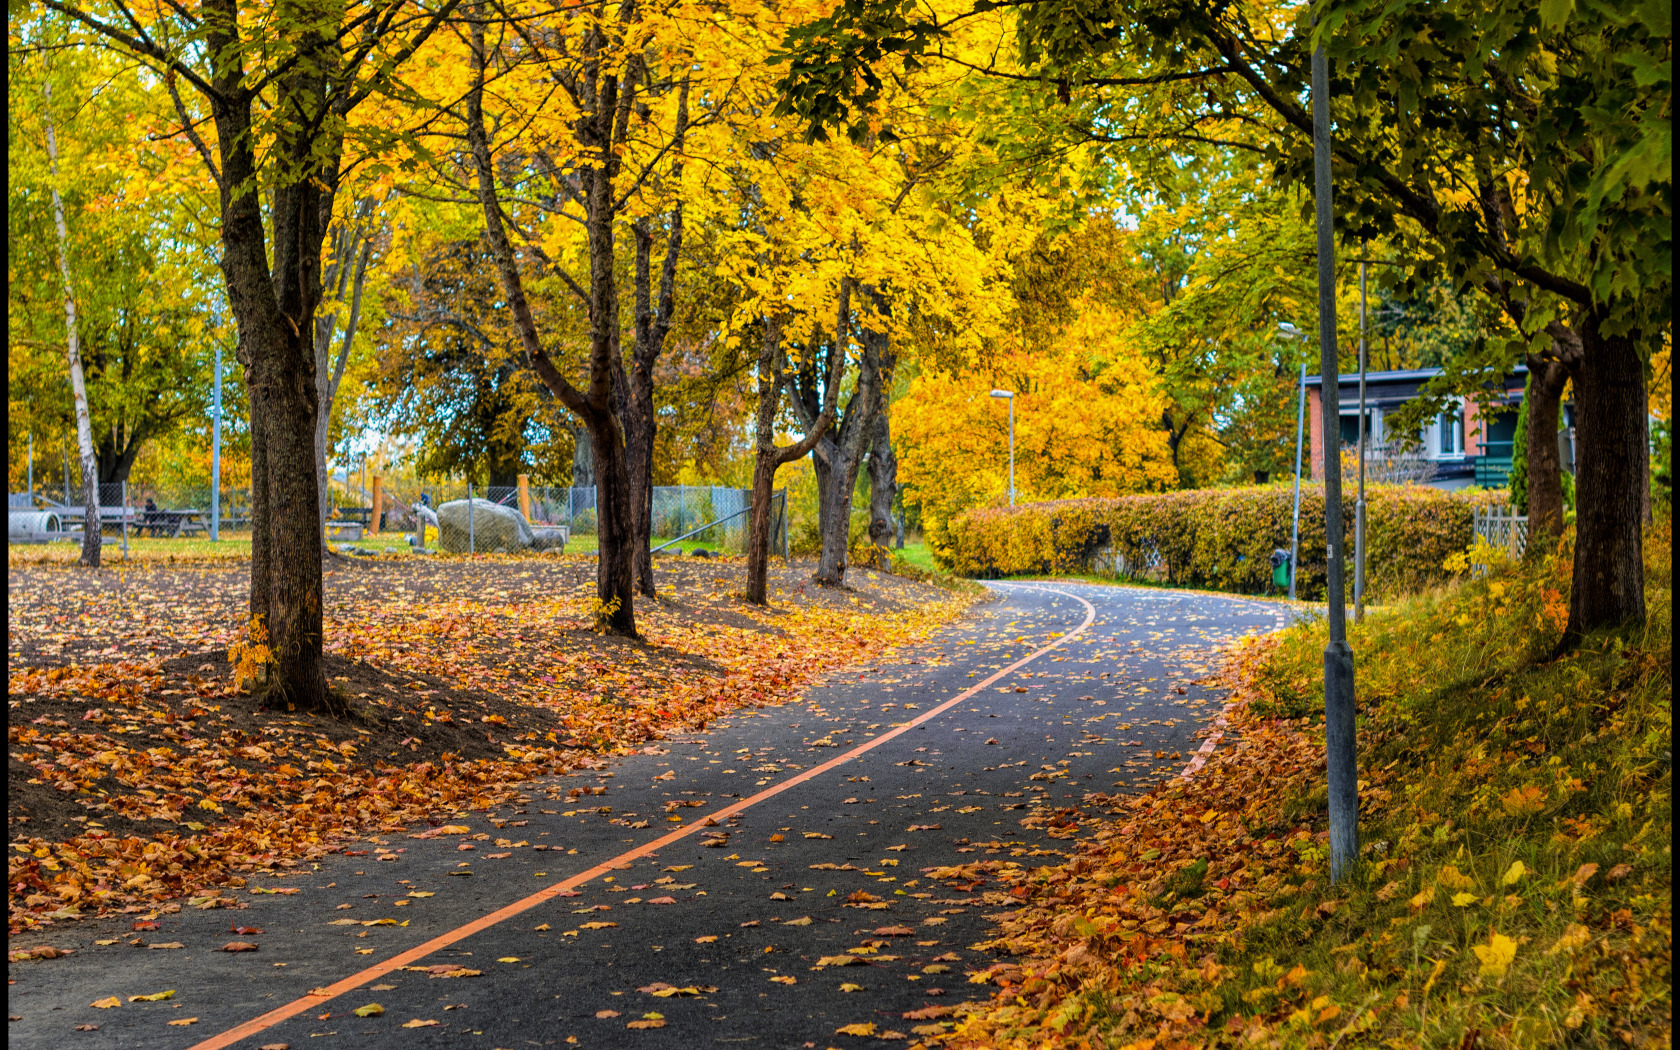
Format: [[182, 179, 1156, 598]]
[[990, 389, 1015, 507]]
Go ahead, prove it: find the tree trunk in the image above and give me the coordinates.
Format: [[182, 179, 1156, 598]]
[[463, 12, 636, 636], [260, 320, 331, 710], [43, 100, 101, 569], [1565, 315, 1647, 641], [315, 217, 373, 531], [1524, 351, 1570, 546], [747, 313, 840, 604], [572, 425, 595, 488], [209, 26, 335, 713], [242, 338, 272, 623], [865, 363, 898, 571], [812, 444, 859, 586]]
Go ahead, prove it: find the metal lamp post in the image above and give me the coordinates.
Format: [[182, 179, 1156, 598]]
[[1280, 324, 1309, 602], [990, 389, 1015, 507], [1355, 256, 1369, 623], [1311, 23, 1359, 883], [210, 343, 222, 541]]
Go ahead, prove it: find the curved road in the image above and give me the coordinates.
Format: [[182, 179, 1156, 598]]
[[7, 583, 1284, 1049]]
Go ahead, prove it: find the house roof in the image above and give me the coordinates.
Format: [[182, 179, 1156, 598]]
[[1304, 364, 1529, 408]]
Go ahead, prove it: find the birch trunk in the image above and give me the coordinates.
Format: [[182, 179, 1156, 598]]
[[43, 98, 102, 569]]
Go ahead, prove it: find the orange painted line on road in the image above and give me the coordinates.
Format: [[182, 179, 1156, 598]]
[[188, 585, 1096, 1050]]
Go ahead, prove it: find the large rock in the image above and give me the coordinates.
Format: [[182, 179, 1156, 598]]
[[436, 498, 565, 554]]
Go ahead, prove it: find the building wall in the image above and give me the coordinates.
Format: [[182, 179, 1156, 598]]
[[1308, 388, 1324, 480]]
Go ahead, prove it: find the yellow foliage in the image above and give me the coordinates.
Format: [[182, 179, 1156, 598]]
[[898, 301, 1177, 525]]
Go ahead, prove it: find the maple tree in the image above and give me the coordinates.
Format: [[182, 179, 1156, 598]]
[[31, 0, 463, 709], [773, 0, 1670, 642]]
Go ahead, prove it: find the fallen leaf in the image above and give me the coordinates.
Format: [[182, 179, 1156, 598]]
[[596, 1009, 621, 1018], [222, 942, 260, 952], [167, 1018, 199, 1027], [90, 997, 122, 1009], [769, 975, 796, 985], [839, 983, 865, 992], [147, 942, 185, 950], [497, 957, 521, 963], [627, 1019, 666, 1029], [400, 1019, 440, 1028], [695, 935, 718, 943], [783, 916, 814, 926], [74, 1024, 100, 1031], [873, 926, 915, 936], [354, 1004, 384, 1018], [580, 922, 617, 930], [230, 926, 265, 935], [836, 1022, 877, 1036], [1473, 932, 1518, 978], [129, 991, 175, 1002], [646, 896, 678, 905]]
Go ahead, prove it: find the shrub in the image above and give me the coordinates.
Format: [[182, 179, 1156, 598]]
[[934, 483, 1504, 600]]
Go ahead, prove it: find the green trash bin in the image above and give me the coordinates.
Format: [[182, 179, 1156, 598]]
[[1270, 549, 1291, 590]]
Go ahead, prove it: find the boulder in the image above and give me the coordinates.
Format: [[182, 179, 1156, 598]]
[[436, 498, 565, 553]]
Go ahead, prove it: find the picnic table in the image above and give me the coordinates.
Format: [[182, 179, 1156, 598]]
[[335, 506, 374, 526], [141, 508, 209, 538]]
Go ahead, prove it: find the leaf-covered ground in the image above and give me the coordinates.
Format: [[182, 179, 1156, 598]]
[[926, 522, 1672, 1049], [7, 553, 974, 934]]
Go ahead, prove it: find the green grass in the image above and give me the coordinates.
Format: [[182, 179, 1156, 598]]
[[1216, 520, 1673, 1046], [891, 540, 939, 573]]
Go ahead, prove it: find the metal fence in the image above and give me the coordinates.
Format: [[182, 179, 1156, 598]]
[[369, 482, 788, 556], [1472, 504, 1527, 574]]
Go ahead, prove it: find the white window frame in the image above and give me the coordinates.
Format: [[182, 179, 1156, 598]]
[[1435, 401, 1465, 460]]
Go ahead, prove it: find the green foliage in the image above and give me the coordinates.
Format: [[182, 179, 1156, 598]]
[[936, 484, 1504, 600], [1225, 518, 1672, 1044], [1509, 376, 1532, 515]]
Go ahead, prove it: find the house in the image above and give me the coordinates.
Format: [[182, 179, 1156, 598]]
[[1304, 366, 1574, 490]]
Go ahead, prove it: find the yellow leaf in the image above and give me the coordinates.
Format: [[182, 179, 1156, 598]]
[[497, 957, 521, 963], [401, 1019, 440, 1028], [1501, 860, 1528, 886], [769, 975, 797, 985], [839, 983, 865, 992], [129, 991, 175, 1002], [836, 1022, 877, 1036], [1451, 892, 1479, 907], [167, 1017, 199, 1026], [695, 935, 717, 943], [1473, 932, 1517, 978], [91, 997, 122, 1009], [354, 1004, 384, 1017]]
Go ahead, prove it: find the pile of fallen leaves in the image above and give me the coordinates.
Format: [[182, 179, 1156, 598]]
[[927, 521, 1671, 1049], [8, 556, 974, 931]]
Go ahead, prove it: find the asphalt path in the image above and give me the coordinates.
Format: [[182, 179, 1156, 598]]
[[8, 582, 1285, 1050]]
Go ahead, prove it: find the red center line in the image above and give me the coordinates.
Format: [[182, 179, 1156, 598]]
[[189, 585, 1097, 1050]]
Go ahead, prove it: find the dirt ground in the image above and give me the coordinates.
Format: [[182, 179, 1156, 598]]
[[6, 553, 971, 897]]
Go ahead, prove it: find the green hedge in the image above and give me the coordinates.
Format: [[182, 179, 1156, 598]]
[[932, 484, 1504, 600]]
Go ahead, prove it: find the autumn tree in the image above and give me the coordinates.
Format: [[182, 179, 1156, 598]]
[[774, 0, 1670, 639], [9, 40, 233, 568], [40, 0, 462, 708]]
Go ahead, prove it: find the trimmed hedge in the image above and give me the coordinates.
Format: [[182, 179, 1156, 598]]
[[932, 484, 1504, 600]]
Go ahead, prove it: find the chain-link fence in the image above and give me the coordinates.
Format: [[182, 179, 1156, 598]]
[[10, 481, 256, 537], [12, 477, 790, 556]]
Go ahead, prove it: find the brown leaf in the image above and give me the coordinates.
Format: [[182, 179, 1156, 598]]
[[221, 942, 260, 952], [595, 1010, 621, 1018]]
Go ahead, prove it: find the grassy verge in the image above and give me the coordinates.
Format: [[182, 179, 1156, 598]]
[[925, 519, 1671, 1049]]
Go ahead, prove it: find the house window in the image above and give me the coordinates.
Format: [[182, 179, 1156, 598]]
[[1438, 405, 1463, 456]]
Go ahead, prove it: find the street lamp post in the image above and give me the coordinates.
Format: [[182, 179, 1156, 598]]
[[211, 342, 222, 542], [1312, 27, 1359, 883], [1280, 324, 1308, 602], [990, 389, 1015, 507], [1355, 256, 1369, 623]]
